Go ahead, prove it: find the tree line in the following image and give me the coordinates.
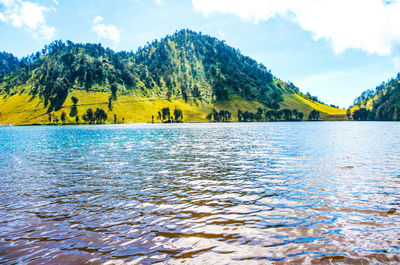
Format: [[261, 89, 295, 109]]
[[46, 96, 124, 125], [155, 106, 184, 123], [205, 107, 320, 122]]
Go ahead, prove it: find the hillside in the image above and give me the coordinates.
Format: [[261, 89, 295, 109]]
[[0, 52, 20, 79], [351, 74, 400, 120], [0, 29, 346, 125]]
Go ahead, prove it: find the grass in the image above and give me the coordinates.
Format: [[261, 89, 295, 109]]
[[0, 90, 348, 125], [280, 93, 347, 121]]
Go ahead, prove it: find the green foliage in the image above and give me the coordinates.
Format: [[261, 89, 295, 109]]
[[82, 108, 94, 124], [0, 52, 20, 79], [353, 73, 400, 121], [161, 107, 171, 121], [206, 108, 232, 122], [60, 111, 66, 124], [94, 108, 107, 124], [173, 107, 183, 121], [352, 108, 370, 121], [0, 29, 285, 111], [308, 110, 320, 120], [268, 108, 297, 121], [71, 96, 79, 105]]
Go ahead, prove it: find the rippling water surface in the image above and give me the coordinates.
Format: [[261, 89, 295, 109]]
[[0, 122, 400, 264]]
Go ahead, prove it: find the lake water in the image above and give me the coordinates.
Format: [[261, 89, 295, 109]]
[[0, 122, 399, 264]]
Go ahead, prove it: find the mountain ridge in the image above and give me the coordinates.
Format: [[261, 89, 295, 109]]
[[0, 29, 346, 124]]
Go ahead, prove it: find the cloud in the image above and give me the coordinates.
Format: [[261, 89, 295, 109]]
[[0, 0, 56, 40], [93, 15, 103, 24], [192, 0, 400, 55], [155, 0, 166, 6], [92, 16, 121, 44]]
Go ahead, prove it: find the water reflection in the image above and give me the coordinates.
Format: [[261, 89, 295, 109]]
[[0, 122, 399, 264]]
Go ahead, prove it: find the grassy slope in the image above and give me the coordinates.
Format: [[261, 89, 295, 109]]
[[280, 93, 347, 121], [0, 91, 346, 125], [0, 91, 265, 125]]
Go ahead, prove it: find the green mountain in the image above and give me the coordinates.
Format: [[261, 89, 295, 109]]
[[0, 52, 20, 79], [351, 73, 400, 120], [0, 29, 346, 125]]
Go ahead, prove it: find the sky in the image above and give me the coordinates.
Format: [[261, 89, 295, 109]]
[[1, 0, 400, 108]]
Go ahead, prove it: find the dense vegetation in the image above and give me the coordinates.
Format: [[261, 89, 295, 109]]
[[0, 29, 282, 113], [0, 52, 20, 79], [351, 73, 400, 120], [207, 107, 311, 122]]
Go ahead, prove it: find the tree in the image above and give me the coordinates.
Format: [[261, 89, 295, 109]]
[[352, 108, 370, 121], [108, 96, 113, 111], [70, 97, 79, 117], [298, 112, 304, 120], [94, 108, 107, 123], [48, 113, 52, 123], [114, 114, 117, 124], [255, 107, 263, 121], [293, 109, 298, 120], [161, 107, 171, 122], [237, 109, 243, 122], [265, 110, 273, 121], [173, 107, 183, 121], [110, 82, 118, 100], [275, 110, 283, 120], [283, 109, 292, 120], [346, 109, 352, 120], [308, 110, 320, 121], [211, 108, 219, 122], [60, 111, 66, 124], [75, 115, 80, 124], [242, 111, 255, 122], [206, 113, 212, 122], [82, 108, 94, 124], [71, 96, 79, 105]]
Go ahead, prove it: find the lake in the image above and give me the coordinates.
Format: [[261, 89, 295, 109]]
[[0, 122, 399, 264]]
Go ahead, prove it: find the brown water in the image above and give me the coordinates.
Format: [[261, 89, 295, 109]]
[[0, 122, 399, 264]]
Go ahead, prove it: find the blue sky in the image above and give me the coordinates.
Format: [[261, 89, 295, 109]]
[[1, 0, 400, 108]]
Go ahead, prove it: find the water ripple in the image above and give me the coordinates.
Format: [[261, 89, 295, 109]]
[[0, 122, 400, 264]]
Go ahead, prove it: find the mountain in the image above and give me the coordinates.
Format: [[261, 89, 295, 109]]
[[0, 29, 346, 125], [351, 74, 400, 120], [0, 52, 20, 79]]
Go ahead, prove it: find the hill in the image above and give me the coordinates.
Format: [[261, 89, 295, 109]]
[[351, 73, 400, 120], [0, 52, 20, 79], [0, 29, 346, 125]]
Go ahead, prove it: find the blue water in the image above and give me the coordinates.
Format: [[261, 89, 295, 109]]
[[0, 122, 399, 264]]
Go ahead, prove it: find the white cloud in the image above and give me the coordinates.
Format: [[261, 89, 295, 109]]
[[92, 16, 121, 44], [155, 0, 166, 6], [0, 11, 6, 22], [0, 0, 55, 40], [192, 0, 400, 55], [93, 15, 103, 24]]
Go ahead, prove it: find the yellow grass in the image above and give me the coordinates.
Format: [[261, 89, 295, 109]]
[[0, 90, 348, 125], [0, 91, 266, 125], [280, 93, 347, 121]]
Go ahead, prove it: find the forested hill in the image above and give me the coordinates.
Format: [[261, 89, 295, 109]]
[[0, 52, 20, 78], [0, 29, 283, 112], [0, 29, 347, 124], [351, 74, 400, 120]]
